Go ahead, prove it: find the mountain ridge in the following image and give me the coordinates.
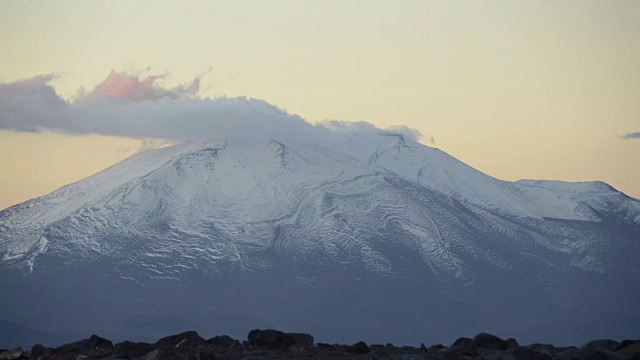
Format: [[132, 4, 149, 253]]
[[1, 132, 639, 347]]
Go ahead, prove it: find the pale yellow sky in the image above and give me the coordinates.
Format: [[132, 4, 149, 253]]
[[0, 0, 639, 210]]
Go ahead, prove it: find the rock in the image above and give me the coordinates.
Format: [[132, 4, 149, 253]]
[[387, 343, 396, 349], [558, 347, 579, 360], [176, 337, 205, 350], [144, 348, 161, 360], [452, 337, 473, 348], [186, 351, 217, 360], [617, 341, 640, 358], [391, 354, 441, 360], [506, 338, 520, 349], [471, 333, 508, 350], [429, 344, 445, 351], [503, 346, 552, 360], [114, 341, 155, 358], [144, 347, 182, 360], [441, 351, 474, 360], [477, 348, 505, 360], [526, 344, 562, 358], [247, 329, 313, 350], [585, 340, 622, 352], [617, 340, 640, 351], [345, 341, 370, 354], [54, 334, 114, 358], [88, 334, 114, 352], [403, 346, 420, 352], [248, 329, 286, 348], [287, 332, 314, 348], [440, 341, 477, 360], [0, 348, 23, 360], [206, 335, 239, 348], [441, 344, 474, 353], [29, 344, 45, 360], [266, 331, 288, 349], [155, 331, 206, 348], [574, 347, 622, 360]]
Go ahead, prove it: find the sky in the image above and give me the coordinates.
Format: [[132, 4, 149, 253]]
[[0, 0, 639, 210]]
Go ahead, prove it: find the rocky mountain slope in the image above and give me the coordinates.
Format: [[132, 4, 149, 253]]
[[1, 133, 639, 348]]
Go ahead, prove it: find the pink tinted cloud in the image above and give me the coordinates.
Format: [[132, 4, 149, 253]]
[[0, 70, 422, 144], [78, 70, 202, 103]]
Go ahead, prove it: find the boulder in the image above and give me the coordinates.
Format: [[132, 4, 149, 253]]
[[247, 329, 313, 350], [557, 347, 579, 360], [477, 348, 505, 360], [585, 340, 622, 352], [155, 331, 206, 348], [248, 329, 286, 348], [574, 347, 622, 360], [441, 351, 475, 360], [287, 332, 314, 348], [440, 340, 477, 360], [114, 341, 155, 358], [391, 355, 440, 360], [266, 331, 288, 349], [617, 341, 640, 358], [88, 334, 114, 352], [146, 347, 203, 360], [452, 337, 473, 348], [617, 340, 640, 352], [526, 344, 562, 358], [506, 338, 520, 349], [143, 348, 182, 360], [29, 344, 45, 360], [54, 334, 114, 358], [0, 348, 23, 360], [185, 351, 217, 360], [471, 333, 508, 350], [345, 341, 370, 354], [503, 346, 552, 360], [206, 335, 239, 348]]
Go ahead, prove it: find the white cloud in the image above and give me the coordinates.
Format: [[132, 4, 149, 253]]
[[0, 71, 422, 145]]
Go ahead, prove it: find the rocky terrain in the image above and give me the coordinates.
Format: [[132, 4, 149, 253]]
[[1, 329, 639, 360]]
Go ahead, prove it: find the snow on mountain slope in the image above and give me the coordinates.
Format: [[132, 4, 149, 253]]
[[329, 132, 640, 222], [1, 131, 640, 348], [1, 132, 639, 282]]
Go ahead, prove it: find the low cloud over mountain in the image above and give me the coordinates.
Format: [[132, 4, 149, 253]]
[[0, 71, 421, 144]]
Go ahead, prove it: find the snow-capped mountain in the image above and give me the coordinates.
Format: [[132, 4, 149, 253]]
[[1, 133, 639, 347]]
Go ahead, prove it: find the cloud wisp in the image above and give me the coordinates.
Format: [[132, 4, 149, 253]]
[[0, 72, 421, 145], [621, 132, 640, 140]]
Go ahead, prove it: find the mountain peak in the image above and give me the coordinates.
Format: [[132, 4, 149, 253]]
[[1, 134, 639, 346]]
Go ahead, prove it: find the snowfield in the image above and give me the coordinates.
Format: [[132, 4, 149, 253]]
[[1, 132, 639, 346]]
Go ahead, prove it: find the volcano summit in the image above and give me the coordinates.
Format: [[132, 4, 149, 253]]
[[1, 130, 639, 348]]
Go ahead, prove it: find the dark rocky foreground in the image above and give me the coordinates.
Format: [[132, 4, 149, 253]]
[[1, 329, 639, 360]]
